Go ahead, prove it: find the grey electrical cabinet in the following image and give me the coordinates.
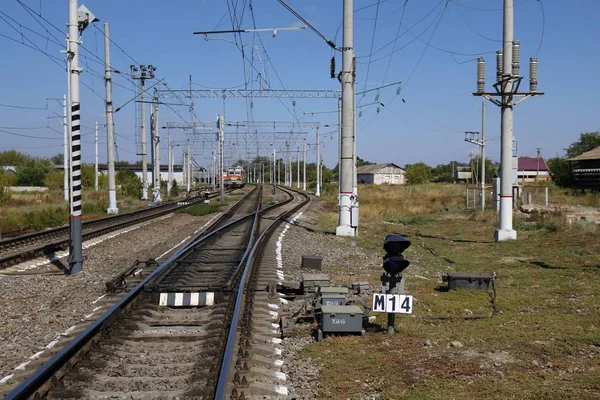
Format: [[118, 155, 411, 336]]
[[317, 286, 349, 296], [319, 294, 347, 307], [320, 305, 364, 335], [302, 273, 330, 293]]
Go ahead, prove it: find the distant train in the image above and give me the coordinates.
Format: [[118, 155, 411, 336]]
[[223, 166, 245, 188]]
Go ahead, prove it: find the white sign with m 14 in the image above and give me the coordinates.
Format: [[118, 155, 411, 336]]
[[372, 293, 413, 314]]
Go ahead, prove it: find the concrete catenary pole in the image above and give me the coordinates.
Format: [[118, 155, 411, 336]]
[[103, 23, 118, 214], [218, 115, 224, 201], [297, 152, 300, 189], [481, 101, 486, 211], [337, 0, 356, 236], [315, 125, 321, 197], [94, 121, 98, 191], [495, 0, 516, 242], [67, 0, 84, 274], [338, 97, 342, 208], [140, 77, 148, 200], [187, 142, 192, 192], [303, 139, 307, 191], [62, 94, 69, 201], [167, 126, 172, 197], [152, 93, 160, 201]]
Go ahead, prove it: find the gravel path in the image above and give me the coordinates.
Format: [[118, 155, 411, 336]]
[[278, 200, 378, 399], [0, 211, 216, 380]]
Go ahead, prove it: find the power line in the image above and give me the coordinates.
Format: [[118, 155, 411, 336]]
[[360, 0, 382, 103], [0, 102, 46, 110], [534, 0, 545, 57], [0, 128, 61, 140]]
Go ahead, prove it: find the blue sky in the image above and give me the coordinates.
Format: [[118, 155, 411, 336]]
[[1, 0, 599, 169]]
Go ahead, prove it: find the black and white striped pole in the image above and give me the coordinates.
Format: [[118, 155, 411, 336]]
[[67, 0, 97, 274]]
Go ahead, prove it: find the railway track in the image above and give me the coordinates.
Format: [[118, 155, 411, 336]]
[[1, 185, 309, 399], [0, 190, 228, 270]]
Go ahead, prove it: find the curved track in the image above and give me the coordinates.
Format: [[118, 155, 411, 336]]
[[2, 185, 309, 400]]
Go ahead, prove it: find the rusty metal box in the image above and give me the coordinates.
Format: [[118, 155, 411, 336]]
[[301, 255, 323, 270]]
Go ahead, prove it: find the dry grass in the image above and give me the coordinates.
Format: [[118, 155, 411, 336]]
[[305, 184, 600, 399], [0, 190, 147, 235]]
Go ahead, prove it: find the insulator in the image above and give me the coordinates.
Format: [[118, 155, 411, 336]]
[[511, 41, 521, 77], [496, 50, 503, 83], [359, 110, 363, 118], [396, 86, 401, 95], [375, 93, 380, 102], [529, 57, 538, 93], [376, 106, 381, 113], [477, 57, 485, 93], [330, 56, 336, 79]]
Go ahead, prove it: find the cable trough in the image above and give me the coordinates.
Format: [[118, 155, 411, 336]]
[[2, 185, 309, 400]]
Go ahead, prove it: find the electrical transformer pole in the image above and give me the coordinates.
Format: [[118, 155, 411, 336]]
[[473, 0, 543, 241], [481, 101, 486, 211], [336, 0, 356, 236], [104, 23, 118, 213]]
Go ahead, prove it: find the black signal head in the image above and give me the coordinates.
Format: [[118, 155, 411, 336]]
[[383, 234, 411, 255]]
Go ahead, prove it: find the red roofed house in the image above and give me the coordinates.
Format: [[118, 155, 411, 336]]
[[517, 157, 550, 183]]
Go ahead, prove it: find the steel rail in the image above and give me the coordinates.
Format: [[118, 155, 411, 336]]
[[3, 187, 260, 400], [0, 190, 229, 269], [215, 186, 309, 399]]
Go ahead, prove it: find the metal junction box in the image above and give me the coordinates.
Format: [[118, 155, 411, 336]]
[[443, 272, 493, 291], [320, 305, 363, 334], [319, 294, 347, 307], [351, 282, 370, 293], [302, 273, 330, 293], [317, 286, 349, 297], [301, 255, 323, 270]]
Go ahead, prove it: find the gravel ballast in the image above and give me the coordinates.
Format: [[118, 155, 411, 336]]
[[0, 211, 216, 379], [277, 200, 377, 399]]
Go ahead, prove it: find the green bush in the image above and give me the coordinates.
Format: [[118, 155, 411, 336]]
[[16, 165, 48, 186], [0, 186, 10, 204], [171, 179, 180, 196]]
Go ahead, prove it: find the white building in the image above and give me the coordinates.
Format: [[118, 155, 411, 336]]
[[357, 163, 406, 185]]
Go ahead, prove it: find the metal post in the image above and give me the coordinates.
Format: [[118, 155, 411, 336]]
[[94, 121, 98, 191], [337, 0, 356, 236], [495, 0, 516, 241], [153, 95, 161, 202], [466, 188, 469, 210], [481, 101, 486, 211], [273, 147, 276, 197], [212, 149, 216, 191], [218, 115, 224, 201], [167, 127, 172, 197], [186, 142, 191, 192], [303, 140, 307, 191], [338, 97, 342, 206], [104, 23, 118, 214], [62, 94, 69, 201], [67, 0, 83, 274], [316, 126, 321, 197], [297, 153, 300, 189], [140, 78, 148, 200], [545, 186, 548, 206]]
